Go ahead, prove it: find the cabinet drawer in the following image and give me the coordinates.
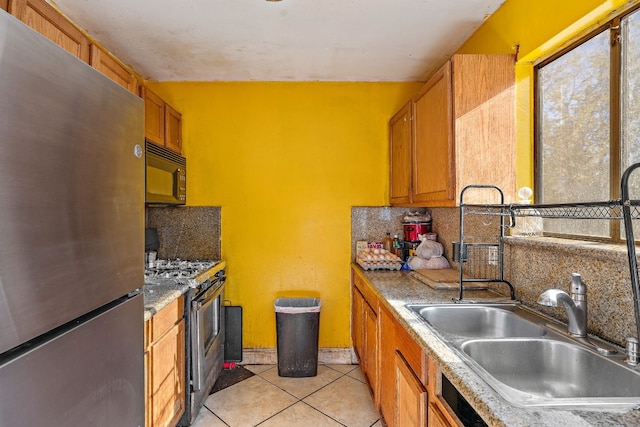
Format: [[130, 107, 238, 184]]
[[150, 296, 184, 342]]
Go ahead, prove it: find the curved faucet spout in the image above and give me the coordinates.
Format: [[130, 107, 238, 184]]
[[537, 289, 576, 309], [537, 274, 588, 338]]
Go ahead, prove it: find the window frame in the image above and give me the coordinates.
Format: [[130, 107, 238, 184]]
[[533, 6, 640, 243]]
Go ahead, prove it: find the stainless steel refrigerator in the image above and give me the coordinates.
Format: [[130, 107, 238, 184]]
[[0, 10, 145, 427]]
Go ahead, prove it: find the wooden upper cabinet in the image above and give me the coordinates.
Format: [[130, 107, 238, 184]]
[[90, 45, 138, 94], [142, 87, 182, 154], [165, 103, 182, 154], [142, 87, 166, 147], [412, 61, 454, 204], [452, 54, 516, 205], [389, 101, 413, 205], [389, 54, 516, 207], [9, 0, 140, 95], [9, 0, 90, 62]]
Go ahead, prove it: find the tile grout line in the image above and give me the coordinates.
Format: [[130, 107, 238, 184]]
[[205, 365, 377, 427], [252, 366, 355, 426], [254, 366, 378, 427], [199, 404, 232, 426], [256, 365, 350, 401]]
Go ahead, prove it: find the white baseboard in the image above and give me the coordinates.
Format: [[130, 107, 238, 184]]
[[239, 347, 359, 365]]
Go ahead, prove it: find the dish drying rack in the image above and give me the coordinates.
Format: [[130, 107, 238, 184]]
[[456, 185, 515, 301], [454, 162, 640, 340]]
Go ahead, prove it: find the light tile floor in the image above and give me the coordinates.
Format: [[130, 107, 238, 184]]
[[191, 364, 382, 427]]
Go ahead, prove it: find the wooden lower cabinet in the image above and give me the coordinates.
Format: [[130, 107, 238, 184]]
[[395, 350, 428, 426], [145, 296, 186, 427], [352, 270, 379, 400], [352, 266, 468, 427], [428, 401, 452, 427], [379, 303, 427, 427], [427, 359, 465, 427], [364, 301, 378, 392]]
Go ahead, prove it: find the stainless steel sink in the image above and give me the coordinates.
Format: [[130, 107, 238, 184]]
[[405, 302, 639, 409], [460, 339, 640, 408], [406, 304, 546, 339]]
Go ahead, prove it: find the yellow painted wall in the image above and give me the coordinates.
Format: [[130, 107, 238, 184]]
[[147, 82, 421, 348], [146, 0, 640, 350], [457, 0, 639, 191]]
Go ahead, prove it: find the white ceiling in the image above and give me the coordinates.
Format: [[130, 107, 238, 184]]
[[51, 0, 506, 82]]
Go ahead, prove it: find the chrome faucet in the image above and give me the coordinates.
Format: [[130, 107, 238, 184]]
[[537, 273, 587, 337]]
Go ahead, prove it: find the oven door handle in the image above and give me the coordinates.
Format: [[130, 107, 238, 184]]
[[194, 278, 225, 310], [191, 299, 207, 393]]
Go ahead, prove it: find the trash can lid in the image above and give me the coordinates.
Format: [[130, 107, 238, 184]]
[[274, 298, 321, 313]]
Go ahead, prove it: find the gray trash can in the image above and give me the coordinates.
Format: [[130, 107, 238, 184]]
[[274, 298, 321, 377]]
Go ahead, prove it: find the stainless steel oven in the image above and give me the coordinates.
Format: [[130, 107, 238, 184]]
[[180, 269, 226, 425], [145, 259, 226, 427], [192, 276, 225, 393]]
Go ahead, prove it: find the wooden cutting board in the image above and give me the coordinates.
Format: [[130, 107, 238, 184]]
[[411, 268, 487, 290]]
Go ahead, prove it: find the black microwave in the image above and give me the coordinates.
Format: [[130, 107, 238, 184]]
[[145, 142, 186, 205]]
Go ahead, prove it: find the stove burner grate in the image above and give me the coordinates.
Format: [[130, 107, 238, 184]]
[[145, 259, 219, 280]]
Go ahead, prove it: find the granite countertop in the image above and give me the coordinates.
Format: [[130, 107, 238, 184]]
[[143, 261, 226, 321], [356, 265, 640, 427], [143, 282, 190, 321]]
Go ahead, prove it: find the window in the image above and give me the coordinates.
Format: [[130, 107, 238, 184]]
[[536, 7, 640, 241]]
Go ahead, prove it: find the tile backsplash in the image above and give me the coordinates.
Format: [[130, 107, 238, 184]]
[[350, 206, 430, 260], [146, 206, 221, 260]]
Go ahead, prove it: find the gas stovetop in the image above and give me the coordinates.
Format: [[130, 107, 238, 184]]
[[144, 259, 223, 287]]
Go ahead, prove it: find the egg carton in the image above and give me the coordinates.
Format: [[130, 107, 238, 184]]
[[356, 248, 403, 270], [357, 259, 402, 271]]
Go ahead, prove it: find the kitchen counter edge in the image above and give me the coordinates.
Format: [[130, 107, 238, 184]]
[[143, 283, 189, 321]]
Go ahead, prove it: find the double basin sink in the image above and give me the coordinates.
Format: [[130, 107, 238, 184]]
[[406, 303, 640, 409]]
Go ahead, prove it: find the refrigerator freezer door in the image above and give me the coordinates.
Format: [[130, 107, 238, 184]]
[[0, 11, 144, 353], [0, 294, 144, 427]]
